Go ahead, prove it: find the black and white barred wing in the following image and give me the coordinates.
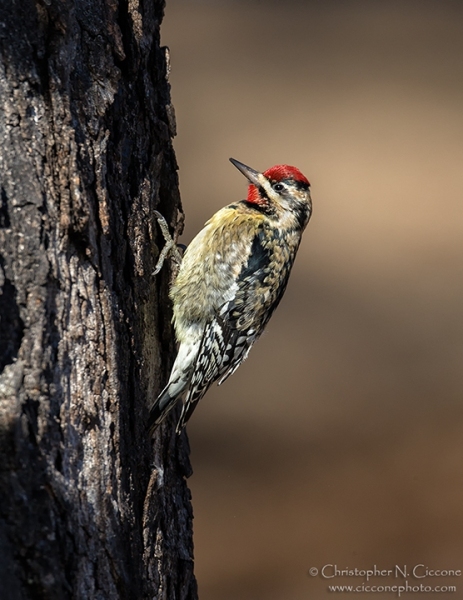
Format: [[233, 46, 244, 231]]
[[176, 314, 255, 432]]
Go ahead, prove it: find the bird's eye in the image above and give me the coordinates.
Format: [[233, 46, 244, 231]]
[[273, 183, 285, 192]]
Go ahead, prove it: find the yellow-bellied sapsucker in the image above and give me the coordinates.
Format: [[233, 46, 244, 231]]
[[149, 158, 312, 434]]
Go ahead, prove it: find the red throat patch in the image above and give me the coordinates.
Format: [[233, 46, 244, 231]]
[[246, 184, 267, 205]]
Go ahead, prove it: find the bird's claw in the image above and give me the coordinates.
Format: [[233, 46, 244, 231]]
[[152, 210, 184, 276]]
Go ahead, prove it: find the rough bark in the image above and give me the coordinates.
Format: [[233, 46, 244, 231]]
[[0, 0, 197, 598]]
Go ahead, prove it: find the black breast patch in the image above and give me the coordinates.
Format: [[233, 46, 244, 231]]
[[237, 230, 271, 285]]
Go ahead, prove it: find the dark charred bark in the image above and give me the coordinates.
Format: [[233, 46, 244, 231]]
[[0, 0, 197, 598]]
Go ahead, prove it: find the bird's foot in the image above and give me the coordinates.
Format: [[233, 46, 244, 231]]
[[152, 210, 185, 276]]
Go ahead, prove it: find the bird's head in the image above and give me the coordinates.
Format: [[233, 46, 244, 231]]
[[230, 158, 312, 229]]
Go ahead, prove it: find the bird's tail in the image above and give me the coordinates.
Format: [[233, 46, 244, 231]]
[[148, 385, 180, 435], [148, 341, 196, 435]]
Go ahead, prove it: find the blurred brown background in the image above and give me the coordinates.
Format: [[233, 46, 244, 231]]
[[161, 1, 463, 598]]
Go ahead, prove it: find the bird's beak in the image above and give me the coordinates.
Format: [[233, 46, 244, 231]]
[[229, 158, 265, 187]]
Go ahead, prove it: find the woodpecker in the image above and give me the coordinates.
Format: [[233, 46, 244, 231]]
[[149, 158, 312, 434]]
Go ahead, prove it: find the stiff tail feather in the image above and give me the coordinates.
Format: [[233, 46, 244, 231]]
[[148, 387, 179, 434]]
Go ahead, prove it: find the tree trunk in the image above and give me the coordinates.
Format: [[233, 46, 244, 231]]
[[0, 0, 197, 598]]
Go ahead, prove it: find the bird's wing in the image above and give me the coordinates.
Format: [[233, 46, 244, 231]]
[[176, 305, 260, 433], [176, 316, 231, 431]]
